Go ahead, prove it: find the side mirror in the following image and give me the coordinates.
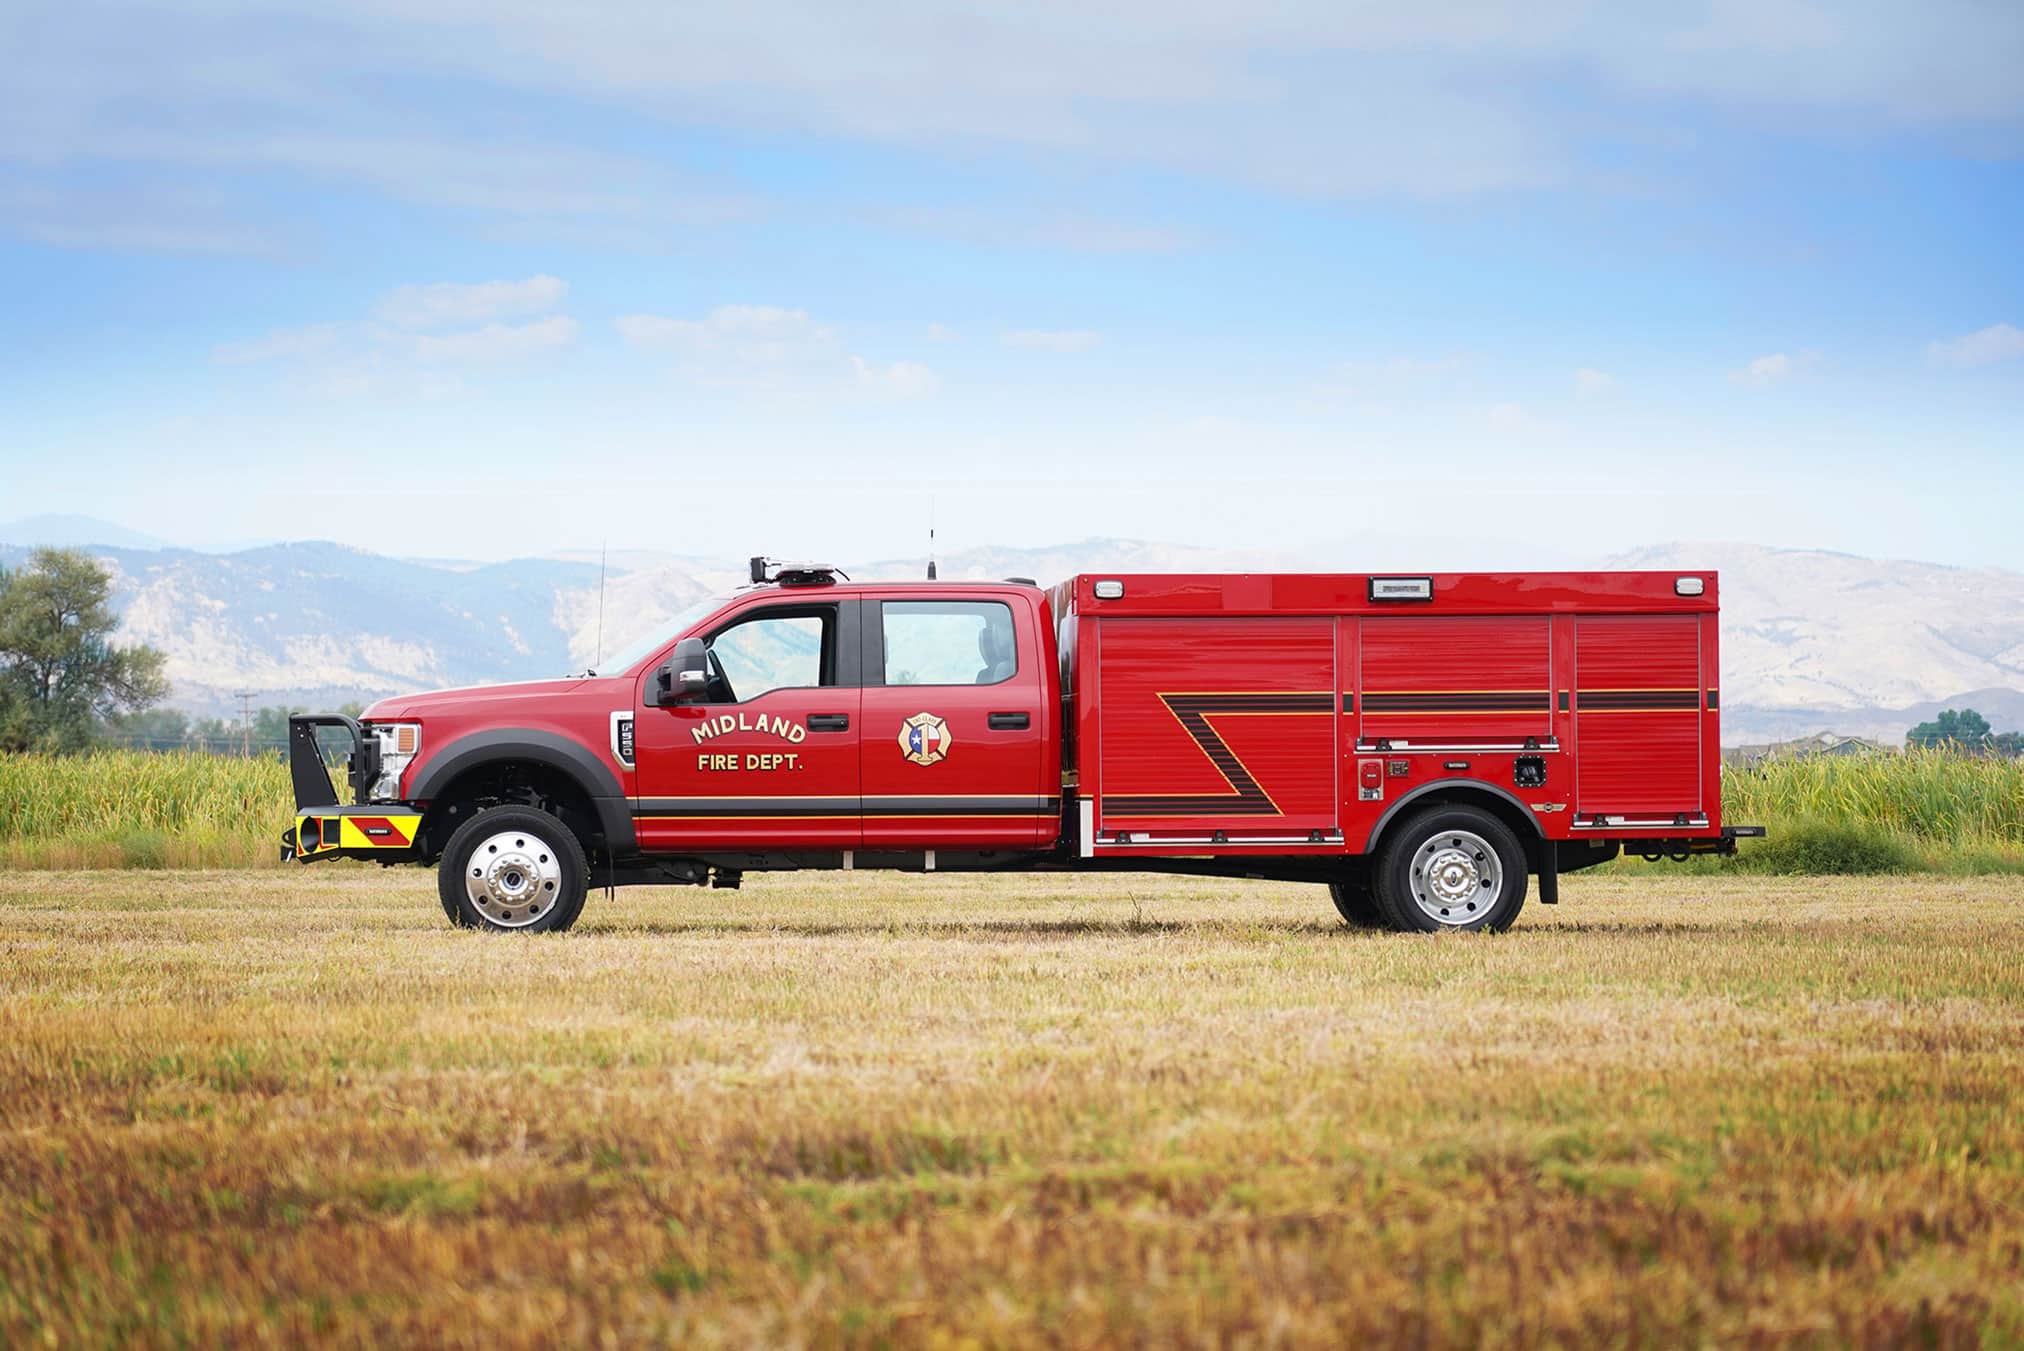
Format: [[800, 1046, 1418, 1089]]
[[655, 637, 711, 705]]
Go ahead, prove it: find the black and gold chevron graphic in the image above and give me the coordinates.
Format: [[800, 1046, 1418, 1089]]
[[1105, 692, 1333, 817]]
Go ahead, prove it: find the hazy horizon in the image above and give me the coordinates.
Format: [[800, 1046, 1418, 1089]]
[[9, 509, 2024, 582]]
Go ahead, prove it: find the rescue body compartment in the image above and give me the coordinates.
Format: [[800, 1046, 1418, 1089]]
[[1059, 571, 1723, 861]]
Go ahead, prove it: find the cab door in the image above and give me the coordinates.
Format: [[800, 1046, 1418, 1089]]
[[632, 598, 862, 851], [858, 594, 1052, 849]]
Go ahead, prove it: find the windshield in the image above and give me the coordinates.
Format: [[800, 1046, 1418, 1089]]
[[579, 590, 742, 677]]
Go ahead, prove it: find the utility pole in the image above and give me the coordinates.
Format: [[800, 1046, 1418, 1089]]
[[234, 690, 255, 757]]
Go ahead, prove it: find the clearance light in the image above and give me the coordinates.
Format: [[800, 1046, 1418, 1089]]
[[1675, 577, 1706, 596], [1369, 576, 1433, 602], [1093, 580, 1125, 599]]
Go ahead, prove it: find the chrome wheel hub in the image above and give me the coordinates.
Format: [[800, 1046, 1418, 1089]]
[[1408, 829, 1502, 926], [465, 830, 562, 928]]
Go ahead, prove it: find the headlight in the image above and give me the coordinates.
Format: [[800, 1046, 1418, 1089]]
[[366, 722, 422, 801]]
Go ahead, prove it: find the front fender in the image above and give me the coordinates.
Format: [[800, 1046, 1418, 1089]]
[[406, 727, 636, 855]]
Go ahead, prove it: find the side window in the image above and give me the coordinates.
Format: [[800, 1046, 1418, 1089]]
[[708, 608, 833, 701], [883, 600, 1017, 686]]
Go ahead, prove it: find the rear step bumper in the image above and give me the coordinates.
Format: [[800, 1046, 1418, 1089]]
[[1622, 824, 1765, 862]]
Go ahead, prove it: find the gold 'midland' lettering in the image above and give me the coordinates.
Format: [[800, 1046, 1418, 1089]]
[[690, 712, 809, 746]]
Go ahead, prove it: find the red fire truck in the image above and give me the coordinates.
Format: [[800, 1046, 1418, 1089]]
[[283, 560, 1758, 933]]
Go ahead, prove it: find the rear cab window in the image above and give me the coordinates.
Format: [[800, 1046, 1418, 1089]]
[[881, 600, 1017, 686]]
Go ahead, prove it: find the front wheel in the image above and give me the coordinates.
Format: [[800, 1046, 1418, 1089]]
[[1372, 805, 1528, 933], [437, 805, 590, 933]]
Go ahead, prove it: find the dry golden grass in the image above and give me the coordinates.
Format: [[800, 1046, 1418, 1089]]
[[3, 868, 2022, 1346]]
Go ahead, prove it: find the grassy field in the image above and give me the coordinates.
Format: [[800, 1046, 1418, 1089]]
[[5, 746, 2022, 873], [0, 750, 294, 869], [3, 868, 2021, 1345]]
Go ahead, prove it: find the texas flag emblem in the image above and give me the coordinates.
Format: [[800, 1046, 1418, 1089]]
[[897, 712, 953, 766]]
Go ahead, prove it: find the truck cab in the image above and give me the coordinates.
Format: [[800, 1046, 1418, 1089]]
[[284, 560, 1758, 934], [625, 578, 1058, 857]]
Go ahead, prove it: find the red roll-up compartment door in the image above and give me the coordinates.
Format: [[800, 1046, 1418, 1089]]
[[1575, 615, 1703, 817], [1094, 616, 1337, 836], [1358, 615, 1552, 744]]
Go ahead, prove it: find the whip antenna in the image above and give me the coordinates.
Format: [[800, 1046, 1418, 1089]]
[[594, 541, 607, 672], [927, 497, 937, 580]]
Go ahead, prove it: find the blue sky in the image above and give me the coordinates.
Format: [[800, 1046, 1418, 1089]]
[[2, 1, 2021, 568]]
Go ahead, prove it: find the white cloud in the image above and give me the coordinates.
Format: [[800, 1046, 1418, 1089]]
[[1334, 355, 1468, 385], [1485, 402, 1563, 437], [852, 356, 940, 398], [213, 323, 345, 366], [23, 2, 2024, 210], [1731, 349, 1821, 387], [618, 304, 936, 399], [1003, 329, 1100, 353], [10, 0, 2022, 245], [1322, 354, 1474, 407], [377, 275, 568, 329], [926, 323, 960, 343], [885, 207, 1197, 255], [19, 220, 280, 257], [1928, 322, 2024, 368], [0, 175, 289, 258], [617, 305, 836, 366], [1574, 367, 1617, 398], [411, 315, 579, 362], [213, 279, 581, 384]]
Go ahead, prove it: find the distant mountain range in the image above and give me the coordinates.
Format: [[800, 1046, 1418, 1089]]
[[4, 518, 2021, 745]]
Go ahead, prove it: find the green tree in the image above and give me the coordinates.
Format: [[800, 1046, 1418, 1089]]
[[101, 706, 191, 749], [1906, 707, 1992, 751], [0, 548, 169, 751]]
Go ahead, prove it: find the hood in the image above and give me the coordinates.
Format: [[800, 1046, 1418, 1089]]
[[361, 675, 624, 721]]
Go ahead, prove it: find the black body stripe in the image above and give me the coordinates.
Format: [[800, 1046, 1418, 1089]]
[[633, 795, 1059, 818], [1361, 692, 1552, 712], [1105, 692, 1331, 819], [1576, 690, 1701, 710]]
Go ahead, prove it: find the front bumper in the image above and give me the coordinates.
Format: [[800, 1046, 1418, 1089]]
[[281, 713, 424, 864], [282, 805, 426, 862]]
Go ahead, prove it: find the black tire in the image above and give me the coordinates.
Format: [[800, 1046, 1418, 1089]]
[[1327, 872, 1389, 929], [1371, 804, 1528, 933], [437, 805, 590, 933]]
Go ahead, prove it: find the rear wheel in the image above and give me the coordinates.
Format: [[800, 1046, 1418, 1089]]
[[437, 805, 589, 933], [1327, 870, 1388, 929], [1372, 804, 1528, 933]]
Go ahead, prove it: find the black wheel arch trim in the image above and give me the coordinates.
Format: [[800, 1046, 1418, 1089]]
[[408, 727, 636, 855], [1362, 779, 1547, 859]]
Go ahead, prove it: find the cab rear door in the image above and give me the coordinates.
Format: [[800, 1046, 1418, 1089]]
[[858, 593, 1053, 849]]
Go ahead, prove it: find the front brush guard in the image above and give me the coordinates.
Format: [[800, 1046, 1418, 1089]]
[[281, 714, 420, 863]]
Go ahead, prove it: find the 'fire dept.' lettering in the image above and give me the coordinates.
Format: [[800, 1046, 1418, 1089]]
[[690, 712, 807, 745]]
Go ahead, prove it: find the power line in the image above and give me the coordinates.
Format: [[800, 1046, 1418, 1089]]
[[233, 690, 256, 757]]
